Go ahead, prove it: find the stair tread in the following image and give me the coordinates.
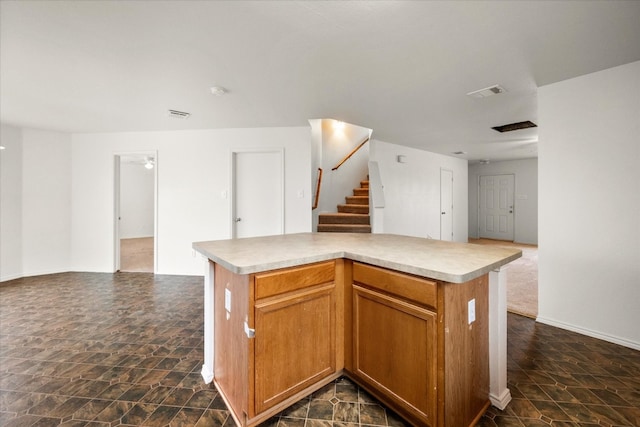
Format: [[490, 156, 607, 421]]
[[317, 224, 371, 233], [318, 212, 370, 225], [319, 212, 369, 216]]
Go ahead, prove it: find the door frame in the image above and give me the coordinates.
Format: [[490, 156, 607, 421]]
[[229, 148, 285, 238], [440, 168, 453, 241], [113, 150, 158, 273]]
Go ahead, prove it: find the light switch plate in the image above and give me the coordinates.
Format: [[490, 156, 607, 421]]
[[468, 298, 476, 324]]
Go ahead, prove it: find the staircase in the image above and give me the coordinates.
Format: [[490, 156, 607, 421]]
[[318, 179, 371, 233]]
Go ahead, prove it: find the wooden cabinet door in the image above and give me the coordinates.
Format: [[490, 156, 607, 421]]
[[352, 285, 437, 426], [253, 284, 336, 414]]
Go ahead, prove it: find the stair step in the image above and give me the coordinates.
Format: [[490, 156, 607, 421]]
[[338, 204, 369, 214], [360, 180, 369, 188], [317, 224, 372, 233], [318, 213, 370, 225], [345, 196, 369, 205], [353, 188, 369, 196]]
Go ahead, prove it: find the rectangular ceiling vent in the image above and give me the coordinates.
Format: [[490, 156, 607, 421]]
[[466, 85, 506, 98], [492, 120, 537, 133], [168, 109, 191, 119]]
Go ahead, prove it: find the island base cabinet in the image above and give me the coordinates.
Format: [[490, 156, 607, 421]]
[[351, 285, 438, 426], [253, 283, 336, 414], [349, 262, 490, 427], [213, 261, 338, 427], [212, 259, 490, 427]]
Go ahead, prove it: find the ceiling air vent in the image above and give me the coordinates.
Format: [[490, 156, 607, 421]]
[[491, 120, 537, 133], [466, 85, 506, 98], [168, 109, 191, 119]]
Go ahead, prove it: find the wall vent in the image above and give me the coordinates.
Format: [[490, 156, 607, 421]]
[[492, 120, 537, 133], [168, 109, 191, 119], [466, 85, 506, 98]]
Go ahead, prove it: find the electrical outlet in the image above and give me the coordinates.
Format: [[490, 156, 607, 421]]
[[468, 298, 476, 324]]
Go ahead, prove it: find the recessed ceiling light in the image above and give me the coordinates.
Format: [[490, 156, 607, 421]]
[[466, 85, 506, 98], [210, 86, 227, 96], [0, 146, 6, 150]]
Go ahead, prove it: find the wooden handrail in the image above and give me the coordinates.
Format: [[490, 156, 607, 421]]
[[331, 136, 370, 171], [312, 167, 323, 210]]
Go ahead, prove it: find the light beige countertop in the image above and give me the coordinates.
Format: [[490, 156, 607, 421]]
[[193, 233, 521, 283]]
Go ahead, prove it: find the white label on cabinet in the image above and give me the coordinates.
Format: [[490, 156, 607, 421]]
[[468, 298, 476, 324]]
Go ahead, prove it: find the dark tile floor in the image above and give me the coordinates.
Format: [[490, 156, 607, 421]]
[[0, 273, 638, 426]]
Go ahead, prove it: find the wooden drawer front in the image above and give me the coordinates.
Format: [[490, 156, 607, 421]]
[[353, 262, 437, 309], [255, 261, 335, 300]]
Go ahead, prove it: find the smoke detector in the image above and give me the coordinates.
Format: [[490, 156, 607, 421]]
[[210, 86, 227, 96], [168, 110, 191, 119], [466, 85, 506, 98]]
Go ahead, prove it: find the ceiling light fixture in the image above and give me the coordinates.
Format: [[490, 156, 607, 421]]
[[144, 157, 155, 170], [466, 85, 506, 98], [0, 146, 6, 150], [210, 86, 227, 96]]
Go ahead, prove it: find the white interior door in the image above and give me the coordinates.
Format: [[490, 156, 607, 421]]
[[440, 169, 453, 241], [232, 149, 284, 238], [479, 174, 515, 241]]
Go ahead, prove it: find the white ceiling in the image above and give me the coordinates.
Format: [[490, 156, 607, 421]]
[[2, 1, 639, 162]]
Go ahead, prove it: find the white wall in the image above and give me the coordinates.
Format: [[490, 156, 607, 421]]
[[468, 159, 538, 244], [370, 139, 468, 242], [0, 124, 23, 281], [71, 127, 311, 276], [0, 125, 71, 281], [21, 129, 71, 276], [119, 161, 155, 238], [538, 61, 640, 349]]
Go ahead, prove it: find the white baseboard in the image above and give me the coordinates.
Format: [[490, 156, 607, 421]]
[[2, 269, 66, 282], [536, 316, 640, 351], [489, 388, 512, 410], [1, 273, 23, 283], [201, 364, 214, 384]]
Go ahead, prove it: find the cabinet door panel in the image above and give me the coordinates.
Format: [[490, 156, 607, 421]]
[[253, 285, 336, 414], [353, 285, 437, 426]]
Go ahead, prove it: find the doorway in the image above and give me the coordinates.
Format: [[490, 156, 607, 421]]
[[231, 149, 284, 238], [114, 152, 157, 272], [478, 174, 515, 241], [440, 169, 453, 241]]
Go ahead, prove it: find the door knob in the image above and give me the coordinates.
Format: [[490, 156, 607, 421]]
[[234, 217, 242, 222], [441, 212, 446, 215]]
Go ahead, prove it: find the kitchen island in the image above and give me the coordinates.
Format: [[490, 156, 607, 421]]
[[193, 233, 521, 427]]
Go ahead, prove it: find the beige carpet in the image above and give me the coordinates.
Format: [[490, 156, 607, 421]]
[[120, 237, 154, 273], [469, 238, 538, 318]]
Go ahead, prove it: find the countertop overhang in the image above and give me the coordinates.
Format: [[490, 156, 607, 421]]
[[193, 233, 521, 283]]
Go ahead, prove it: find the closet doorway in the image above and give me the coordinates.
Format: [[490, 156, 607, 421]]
[[114, 152, 157, 273]]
